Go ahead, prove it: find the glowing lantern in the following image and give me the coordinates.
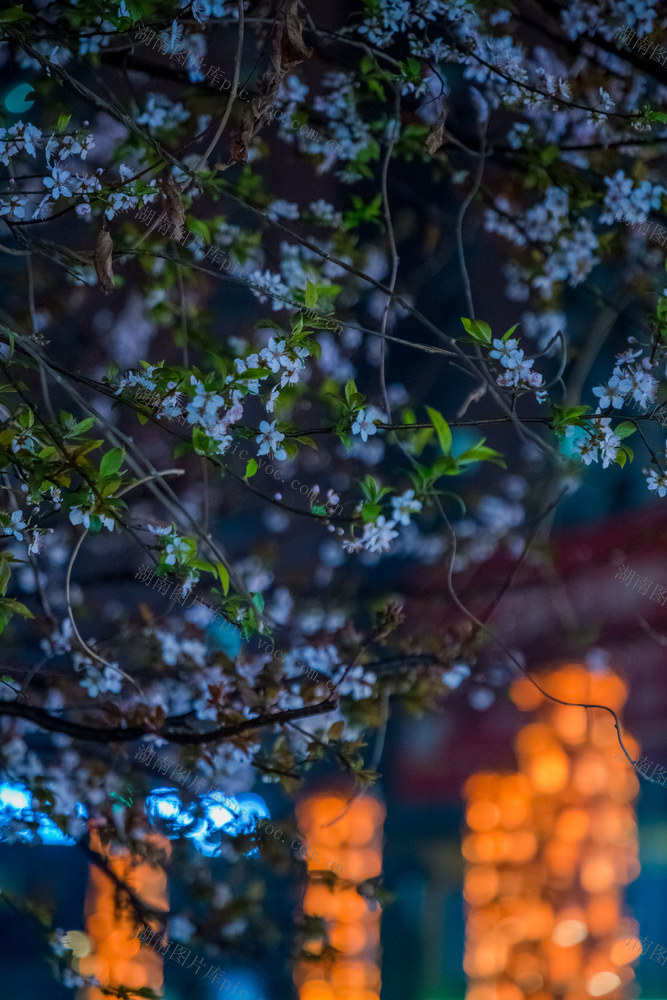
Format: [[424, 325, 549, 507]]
[[294, 791, 385, 1000], [462, 663, 640, 1000]]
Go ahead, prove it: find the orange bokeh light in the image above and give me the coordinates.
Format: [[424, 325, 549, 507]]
[[529, 749, 569, 793], [463, 662, 639, 1000], [295, 792, 384, 1000], [83, 832, 170, 1000]]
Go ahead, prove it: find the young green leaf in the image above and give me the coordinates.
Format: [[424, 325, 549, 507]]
[[426, 406, 452, 455], [460, 317, 492, 344], [305, 281, 318, 308], [245, 458, 258, 478], [614, 421, 637, 440], [0, 597, 34, 619], [216, 563, 230, 595], [344, 379, 358, 406], [361, 503, 381, 522], [100, 447, 124, 477]]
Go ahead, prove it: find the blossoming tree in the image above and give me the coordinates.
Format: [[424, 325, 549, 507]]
[[1, 0, 666, 992]]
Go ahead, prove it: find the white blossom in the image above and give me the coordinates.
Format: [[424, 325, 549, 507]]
[[256, 420, 287, 461], [391, 489, 422, 526]]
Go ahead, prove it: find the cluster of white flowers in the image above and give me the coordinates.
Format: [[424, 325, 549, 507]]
[[0, 120, 41, 166], [342, 515, 400, 556], [338, 665, 377, 699], [489, 337, 548, 401], [485, 187, 600, 298], [592, 348, 658, 411], [257, 336, 310, 388], [308, 199, 343, 226], [137, 92, 191, 129], [645, 467, 667, 497], [570, 417, 622, 469], [1, 509, 28, 541], [452, 490, 525, 572], [68, 493, 115, 532], [311, 72, 373, 169], [185, 376, 244, 453], [245, 269, 291, 311], [356, 0, 468, 48], [390, 489, 423, 526], [267, 199, 300, 220], [73, 654, 124, 698], [600, 169, 665, 226]]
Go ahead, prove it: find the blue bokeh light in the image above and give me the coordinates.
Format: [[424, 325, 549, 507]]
[[0, 781, 269, 855], [0, 782, 87, 845]]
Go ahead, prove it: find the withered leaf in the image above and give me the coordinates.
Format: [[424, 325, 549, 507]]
[[94, 227, 114, 295], [426, 110, 447, 155], [162, 175, 186, 240], [281, 1, 312, 69], [228, 0, 311, 165]]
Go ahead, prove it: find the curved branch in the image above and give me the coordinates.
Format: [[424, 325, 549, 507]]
[[0, 695, 339, 746]]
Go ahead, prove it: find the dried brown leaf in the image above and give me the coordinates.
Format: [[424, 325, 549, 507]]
[[94, 227, 114, 295], [162, 175, 186, 240], [426, 110, 447, 155], [228, 0, 311, 164]]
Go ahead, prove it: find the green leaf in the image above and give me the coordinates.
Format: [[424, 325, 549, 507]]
[[245, 458, 258, 478], [296, 436, 318, 450], [64, 417, 95, 439], [0, 597, 34, 619], [345, 379, 358, 406], [192, 427, 211, 455], [192, 559, 215, 573], [614, 421, 637, 440], [216, 563, 230, 596], [622, 444, 634, 463], [0, 559, 10, 596], [502, 323, 519, 342], [460, 317, 492, 344], [644, 109, 667, 124], [100, 476, 121, 498], [0, 606, 11, 636], [186, 216, 211, 242], [100, 447, 124, 477], [431, 455, 457, 477], [305, 338, 321, 360], [18, 408, 34, 429], [56, 112, 71, 131], [361, 503, 381, 523], [305, 281, 318, 308], [456, 441, 507, 468], [0, 4, 33, 23], [252, 592, 265, 614], [426, 406, 452, 455], [256, 319, 285, 332], [367, 78, 386, 100]]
